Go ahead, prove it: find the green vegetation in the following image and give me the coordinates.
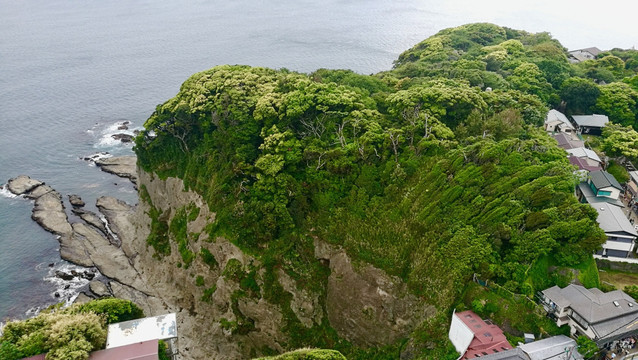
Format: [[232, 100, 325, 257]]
[[576, 336, 599, 358], [0, 298, 143, 360], [131, 23, 638, 358], [253, 348, 346, 360]]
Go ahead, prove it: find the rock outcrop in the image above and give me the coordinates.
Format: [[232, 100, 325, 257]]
[[94, 156, 138, 184]]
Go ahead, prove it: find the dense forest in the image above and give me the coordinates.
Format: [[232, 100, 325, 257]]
[[131, 23, 638, 359]]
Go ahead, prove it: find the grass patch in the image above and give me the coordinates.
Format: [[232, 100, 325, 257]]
[[599, 269, 638, 290]]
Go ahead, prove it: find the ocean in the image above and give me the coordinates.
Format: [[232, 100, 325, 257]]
[[1, 0, 637, 321]]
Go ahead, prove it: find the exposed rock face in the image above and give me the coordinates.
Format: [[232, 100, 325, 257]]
[[72, 208, 109, 237], [89, 280, 111, 297], [94, 156, 138, 184], [315, 240, 436, 346]]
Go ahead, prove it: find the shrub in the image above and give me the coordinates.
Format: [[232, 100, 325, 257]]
[[70, 298, 144, 324]]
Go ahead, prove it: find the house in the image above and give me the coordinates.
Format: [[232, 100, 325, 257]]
[[449, 310, 513, 359], [545, 110, 575, 133], [572, 114, 609, 136], [625, 170, 638, 201], [477, 335, 583, 360], [593, 202, 637, 258], [539, 284, 638, 347], [576, 170, 622, 206], [553, 132, 584, 150], [569, 156, 602, 172], [21, 340, 159, 360], [567, 148, 603, 169], [568, 47, 602, 63]]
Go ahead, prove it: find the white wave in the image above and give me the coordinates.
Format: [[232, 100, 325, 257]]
[[43, 262, 98, 308], [94, 121, 138, 149], [83, 152, 112, 166], [0, 185, 18, 198]]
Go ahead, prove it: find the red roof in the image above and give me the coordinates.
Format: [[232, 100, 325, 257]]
[[21, 339, 158, 360], [455, 310, 512, 359], [569, 155, 602, 172]]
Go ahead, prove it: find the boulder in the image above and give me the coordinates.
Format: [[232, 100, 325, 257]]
[[74, 292, 92, 304], [89, 280, 111, 297], [68, 194, 85, 208], [6, 175, 43, 195], [55, 271, 75, 281]]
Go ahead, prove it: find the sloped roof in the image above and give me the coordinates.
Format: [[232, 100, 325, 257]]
[[545, 110, 575, 130], [630, 170, 638, 185], [590, 170, 622, 190], [554, 133, 584, 150], [593, 202, 638, 237], [542, 285, 638, 325], [566, 147, 602, 163], [455, 310, 513, 359], [578, 183, 624, 207], [519, 335, 582, 360], [569, 156, 602, 172], [477, 347, 528, 360], [572, 114, 609, 128]]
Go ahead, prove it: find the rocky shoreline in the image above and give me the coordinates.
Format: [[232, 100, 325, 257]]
[[5, 157, 159, 314]]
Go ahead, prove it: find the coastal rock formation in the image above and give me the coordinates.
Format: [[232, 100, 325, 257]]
[[94, 155, 138, 184], [68, 194, 85, 208], [6, 175, 43, 195]]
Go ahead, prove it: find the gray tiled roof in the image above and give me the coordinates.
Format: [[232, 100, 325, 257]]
[[567, 147, 602, 163], [630, 170, 638, 185], [572, 114, 609, 128], [593, 202, 638, 237], [590, 170, 622, 190], [578, 183, 624, 207], [543, 285, 638, 325], [554, 133, 584, 150], [477, 347, 528, 360]]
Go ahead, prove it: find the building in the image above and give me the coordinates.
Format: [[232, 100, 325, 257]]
[[449, 310, 513, 359], [21, 340, 159, 360], [540, 284, 638, 347], [568, 47, 602, 63], [626, 170, 638, 201], [593, 202, 637, 258], [545, 110, 576, 133], [581, 170, 623, 200], [569, 156, 602, 172], [572, 114, 609, 136], [566, 147, 602, 169], [553, 132, 584, 150], [477, 335, 583, 360], [107, 313, 178, 359]]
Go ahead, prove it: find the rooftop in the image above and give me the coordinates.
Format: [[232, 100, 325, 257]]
[[454, 310, 513, 359], [572, 114, 609, 128], [569, 156, 602, 172], [566, 147, 602, 163], [593, 202, 637, 237], [106, 313, 177, 349], [577, 183, 624, 207], [518, 335, 582, 360], [546, 110, 575, 130], [542, 284, 638, 327], [590, 170, 623, 190], [554, 133, 583, 150]]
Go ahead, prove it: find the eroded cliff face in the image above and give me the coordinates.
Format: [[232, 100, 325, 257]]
[[120, 169, 434, 359]]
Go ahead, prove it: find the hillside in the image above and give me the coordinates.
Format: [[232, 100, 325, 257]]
[[131, 23, 638, 358]]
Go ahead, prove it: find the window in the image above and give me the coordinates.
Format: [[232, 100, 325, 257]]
[[598, 190, 612, 196]]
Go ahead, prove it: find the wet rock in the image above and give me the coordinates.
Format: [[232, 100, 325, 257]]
[[83, 152, 110, 162], [68, 194, 85, 208], [54, 292, 60, 298], [55, 271, 75, 281], [48, 263, 54, 267], [96, 196, 135, 246], [64, 284, 70, 290], [117, 125, 129, 130], [82, 271, 96, 280], [94, 156, 137, 184], [6, 175, 43, 195], [111, 133, 134, 143]]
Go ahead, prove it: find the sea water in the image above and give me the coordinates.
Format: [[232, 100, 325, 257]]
[[1, 0, 637, 321]]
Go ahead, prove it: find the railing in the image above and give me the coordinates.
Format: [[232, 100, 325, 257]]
[[594, 255, 638, 264]]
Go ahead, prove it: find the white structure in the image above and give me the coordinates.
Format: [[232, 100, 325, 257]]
[[449, 310, 474, 356], [566, 147, 602, 168], [545, 109, 575, 133], [107, 313, 178, 358], [568, 47, 602, 63]]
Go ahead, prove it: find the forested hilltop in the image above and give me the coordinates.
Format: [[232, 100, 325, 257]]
[[134, 23, 638, 359]]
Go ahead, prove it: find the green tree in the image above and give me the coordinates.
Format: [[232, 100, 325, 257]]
[[560, 77, 600, 115], [596, 82, 638, 127]]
